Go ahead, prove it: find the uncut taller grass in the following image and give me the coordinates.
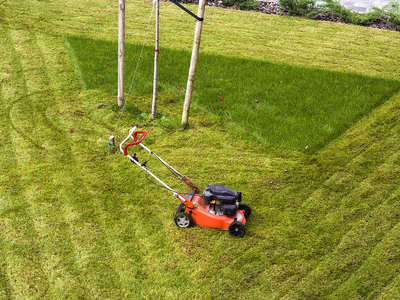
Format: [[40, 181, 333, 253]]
[[65, 36, 400, 152]]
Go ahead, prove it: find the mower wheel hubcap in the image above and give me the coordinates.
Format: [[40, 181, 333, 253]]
[[177, 216, 189, 227], [174, 212, 192, 228]]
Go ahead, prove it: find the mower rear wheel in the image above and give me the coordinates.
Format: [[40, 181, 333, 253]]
[[174, 212, 193, 228], [228, 221, 245, 238], [238, 203, 252, 219]]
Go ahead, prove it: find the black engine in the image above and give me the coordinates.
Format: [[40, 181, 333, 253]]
[[203, 184, 242, 216]]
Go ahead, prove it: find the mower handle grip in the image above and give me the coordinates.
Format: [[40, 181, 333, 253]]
[[123, 131, 147, 155]]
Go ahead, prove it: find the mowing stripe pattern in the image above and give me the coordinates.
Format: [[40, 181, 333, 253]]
[[1, 0, 400, 299]]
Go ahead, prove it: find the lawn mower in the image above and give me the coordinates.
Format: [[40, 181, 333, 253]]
[[119, 126, 252, 238]]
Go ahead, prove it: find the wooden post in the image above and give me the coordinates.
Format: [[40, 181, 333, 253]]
[[181, 0, 206, 126], [109, 135, 115, 147], [118, 0, 125, 107], [151, 0, 159, 121]]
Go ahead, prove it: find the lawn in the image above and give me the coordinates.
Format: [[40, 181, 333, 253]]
[[1, 0, 400, 299], [64, 35, 400, 152]]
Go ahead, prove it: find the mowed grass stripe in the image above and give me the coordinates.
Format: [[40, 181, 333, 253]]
[[0, 23, 51, 299], [330, 199, 400, 299], [6, 31, 150, 298], [0, 24, 20, 179], [238, 173, 400, 298], [64, 134, 214, 298], [34, 32, 172, 296], [1, 191, 49, 299], [236, 95, 400, 298], [29, 36, 102, 298], [377, 272, 400, 299], [4, 23, 125, 298], [286, 187, 400, 299], [0, 27, 22, 297], [176, 6, 400, 80], [108, 125, 286, 299], [296, 134, 399, 221], [56, 156, 147, 298], [35, 32, 82, 97], [5, 0, 400, 82], [280, 98, 400, 298], [26, 31, 130, 297], [293, 93, 400, 220], [0, 243, 12, 299], [99, 156, 204, 298], [1, 25, 82, 299], [1, 0, 400, 298]]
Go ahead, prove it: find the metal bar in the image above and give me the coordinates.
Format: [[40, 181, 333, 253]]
[[119, 126, 137, 154], [169, 0, 204, 21], [127, 154, 175, 192], [138, 143, 185, 178]]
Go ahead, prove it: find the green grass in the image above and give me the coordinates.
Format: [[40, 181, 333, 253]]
[[64, 36, 400, 152], [279, 0, 400, 30], [1, 0, 400, 299]]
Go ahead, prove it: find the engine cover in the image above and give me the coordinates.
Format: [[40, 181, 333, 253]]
[[203, 184, 242, 205]]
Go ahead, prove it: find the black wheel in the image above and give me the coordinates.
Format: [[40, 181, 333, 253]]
[[174, 212, 193, 228], [238, 203, 252, 219], [228, 221, 245, 238], [174, 203, 186, 218]]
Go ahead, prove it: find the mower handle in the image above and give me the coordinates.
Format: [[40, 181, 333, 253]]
[[123, 131, 147, 155], [120, 126, 137, 155]]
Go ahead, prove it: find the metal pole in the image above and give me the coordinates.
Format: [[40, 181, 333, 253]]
[[151, 0, 159, 120], [118, 0, 125, 107], [181, 0, 206, 126]]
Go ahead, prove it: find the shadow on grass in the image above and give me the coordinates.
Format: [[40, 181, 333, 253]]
[[63, 35, 400, 153]]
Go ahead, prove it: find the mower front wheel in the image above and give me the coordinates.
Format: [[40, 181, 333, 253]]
[[174, 203, 186, 219], [174, 212, 193, 228], [228, 221, 245, 238]]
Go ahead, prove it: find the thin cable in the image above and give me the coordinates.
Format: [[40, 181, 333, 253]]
[[109, 4, 156, 141], [146, 164, 206, 191], [147, 165, 182, 181], [145, 168, 177, 193], [147, 158, 204, 189]]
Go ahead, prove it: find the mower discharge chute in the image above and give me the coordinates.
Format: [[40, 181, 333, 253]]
[[120, 126, 252, 238]]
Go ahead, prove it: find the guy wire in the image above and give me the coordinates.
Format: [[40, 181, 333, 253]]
[[108, 3, 156, 145]]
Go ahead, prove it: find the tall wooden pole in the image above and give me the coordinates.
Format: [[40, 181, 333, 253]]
[[118, 0, 125, 107], [181, 0, 206, 126], [151, 0, 159, 121]]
